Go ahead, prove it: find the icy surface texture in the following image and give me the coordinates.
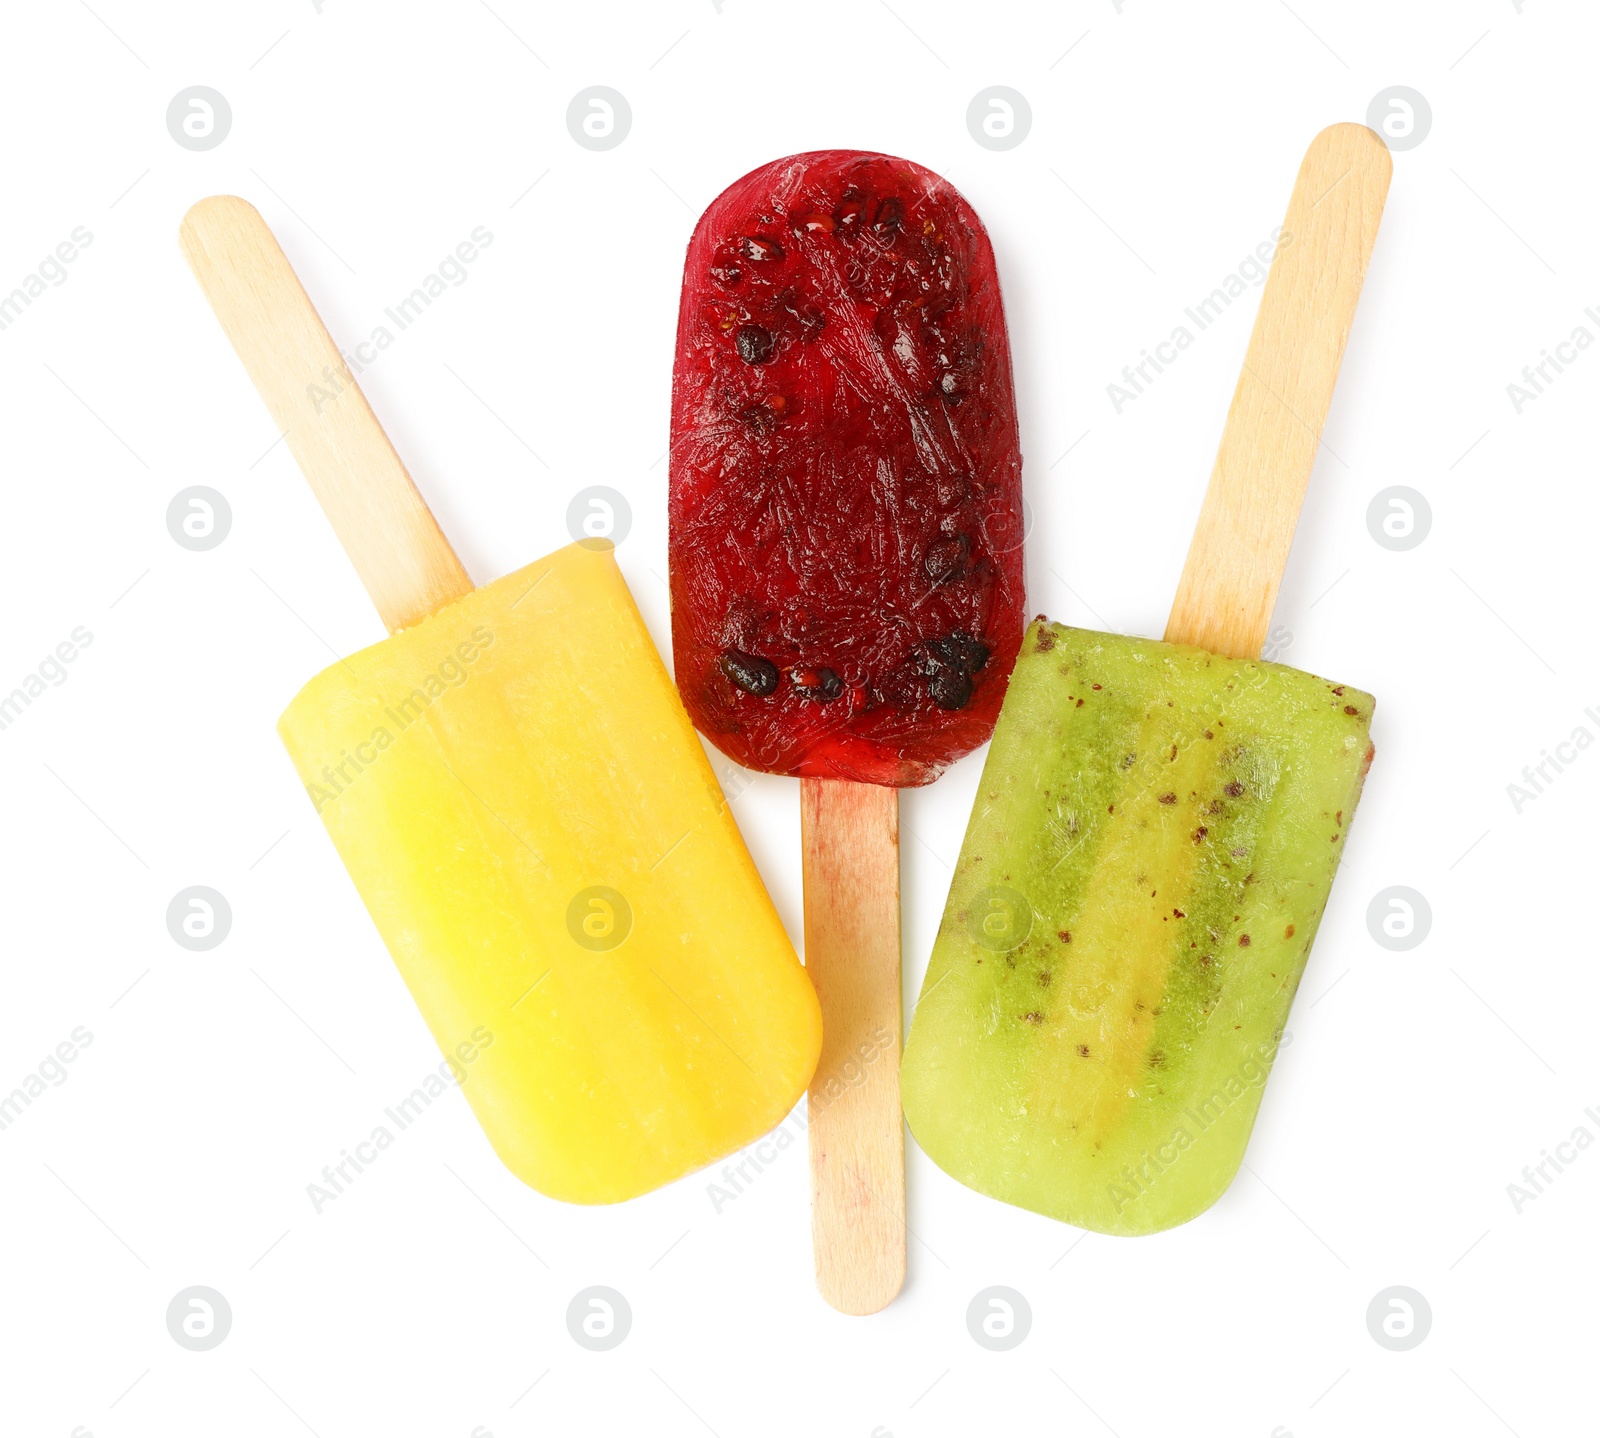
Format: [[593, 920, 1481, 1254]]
[[670, 151, 1025, 787]]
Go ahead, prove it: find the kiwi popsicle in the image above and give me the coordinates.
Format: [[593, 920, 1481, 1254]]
[[901, 125, 1391, 1235], [901, 623, 1374, 1233]]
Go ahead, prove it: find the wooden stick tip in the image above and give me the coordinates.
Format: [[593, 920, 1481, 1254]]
[[1310, 122, 1393, 179]]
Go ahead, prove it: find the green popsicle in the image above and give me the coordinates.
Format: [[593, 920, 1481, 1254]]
[[901, 625, 1373, 1232], [901, 124, 1391, 1234]]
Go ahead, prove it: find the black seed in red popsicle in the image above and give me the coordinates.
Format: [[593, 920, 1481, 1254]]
[[734, 324, 775, 365], [717, 649, 780, 696]]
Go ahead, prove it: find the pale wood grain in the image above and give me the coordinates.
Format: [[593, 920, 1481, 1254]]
[[1166, 124, 1391, 658], [180, 195, 472, 632], [802, 776, 905, 1315]]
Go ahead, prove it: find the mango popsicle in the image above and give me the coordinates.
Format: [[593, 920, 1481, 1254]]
[[902, 125, 1390, 1234], [183, 197, 820, 1204]]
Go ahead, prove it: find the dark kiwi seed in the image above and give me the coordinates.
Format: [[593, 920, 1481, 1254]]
[[791, 666, 843, 702], [739, 235, 784, 262], [930, 668, 973, 710], [734, 324, 775, 364], [718, 649, 779, 696]]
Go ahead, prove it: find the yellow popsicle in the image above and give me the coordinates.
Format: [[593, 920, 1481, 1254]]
[[280, 542, 820, 1202], [180, 196, 819, 1207]]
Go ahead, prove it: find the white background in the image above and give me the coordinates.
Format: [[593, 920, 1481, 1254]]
[[1, 1, 1593, 1434]]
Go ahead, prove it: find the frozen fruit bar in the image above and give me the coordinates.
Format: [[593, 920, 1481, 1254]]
[[669, 150, 1025, 787], [279, 541, 822, 1204], [901, 622, 1373, 1235]]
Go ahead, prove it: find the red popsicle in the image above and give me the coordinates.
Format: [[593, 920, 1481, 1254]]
[[669, 150, 1025, 788], [669, 151, 1026, 1314]]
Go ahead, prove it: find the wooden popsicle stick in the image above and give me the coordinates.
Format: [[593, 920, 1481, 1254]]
[[1166, 124, 1391, 658], [802, 777, 905, 1315], [180, 196, 473, 632]]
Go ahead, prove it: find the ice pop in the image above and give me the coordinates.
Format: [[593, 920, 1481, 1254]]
[[182, 197, 820, 1205], [670, 150, 1025, 788], [670, 151, 1024, 1309], [901, 125, 1390, 1235]]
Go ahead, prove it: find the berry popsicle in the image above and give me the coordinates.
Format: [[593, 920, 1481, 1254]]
[[182, 197, 821, 1204], [670, 151, 1025, 787], [901, 125, 1390, 1235], [670, 152, 1024, 1308]]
